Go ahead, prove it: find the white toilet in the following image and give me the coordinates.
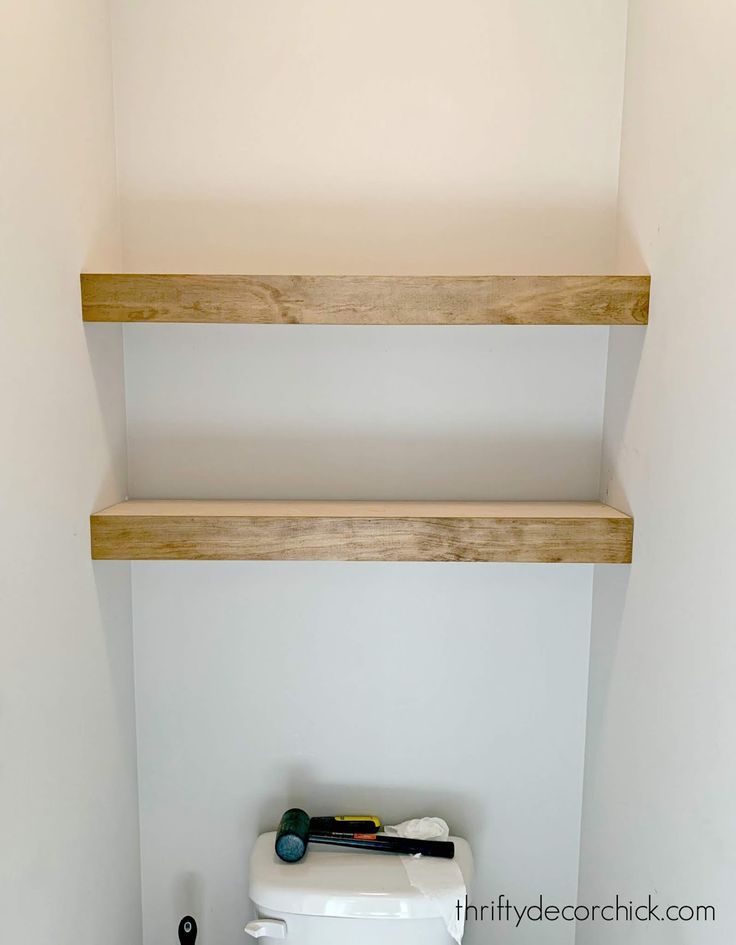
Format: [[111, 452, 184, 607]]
[[245, 831, 473, 943]]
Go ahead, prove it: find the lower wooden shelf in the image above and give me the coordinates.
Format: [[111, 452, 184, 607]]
[[90, 500, 632, 563]]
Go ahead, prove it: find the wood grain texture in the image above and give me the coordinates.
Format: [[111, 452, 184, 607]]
[[90, 500, 633, 563], [81, 274, 650, 325]]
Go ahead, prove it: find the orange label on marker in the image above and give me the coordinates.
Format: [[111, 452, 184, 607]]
[[353, 833, 378, 840]]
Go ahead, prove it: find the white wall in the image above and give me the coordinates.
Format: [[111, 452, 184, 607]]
[[124, 324, 607, 501], [107, 2, 630, 943], [110, 0, 626, 275], [134, 562, 593, 945], [0, 1, 141, 944], [578, 2, 736, 942]]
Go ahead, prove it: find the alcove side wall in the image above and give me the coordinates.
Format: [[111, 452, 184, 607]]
[[579, 3, 736, 941], [1, 1, 140, 942]]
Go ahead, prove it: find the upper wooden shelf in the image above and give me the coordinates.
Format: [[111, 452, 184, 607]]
[[90, 499, 633, 563], [81, 274, 649, 325]]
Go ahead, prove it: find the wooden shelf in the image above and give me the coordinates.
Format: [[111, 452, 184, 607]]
[[90, 500, 633, 563], [81, 274, 649, 325]]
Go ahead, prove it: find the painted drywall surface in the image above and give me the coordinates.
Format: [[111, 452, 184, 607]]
[[578, 2, 736, 942], [0, 2, 141, 943], [124, 324, 608, 501], [108, 1, 630, 942], [109, 0, 628, 274], [123, 324, 607, 945], [134, 562, 593, 945]]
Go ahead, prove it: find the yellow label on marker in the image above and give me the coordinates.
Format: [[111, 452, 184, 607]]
[[335, 815, 382, 827]]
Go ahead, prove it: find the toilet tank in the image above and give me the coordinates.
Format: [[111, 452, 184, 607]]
[[247, 831, 473, 944]]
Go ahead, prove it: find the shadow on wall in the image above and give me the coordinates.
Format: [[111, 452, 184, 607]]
[[82, 323, 128, 510], [128, 430, 602, 501], [584, 564, 632, 783], [122, 319, 611, 502], [254, 764, 484, 843], [120, 196, 619, 274], [600, 211, 649, 513], [599, 325, 647, 514]]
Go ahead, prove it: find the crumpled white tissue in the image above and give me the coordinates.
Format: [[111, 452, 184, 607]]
[[385, 818, 466, 943], [385, 817, 450, 841]]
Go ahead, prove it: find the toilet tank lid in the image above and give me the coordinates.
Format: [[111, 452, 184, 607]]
[[249, 831, 473, 919]]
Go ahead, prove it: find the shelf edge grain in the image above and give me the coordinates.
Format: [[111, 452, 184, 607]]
[[81, 274, 650, 325], [90, 500, 633, 563]]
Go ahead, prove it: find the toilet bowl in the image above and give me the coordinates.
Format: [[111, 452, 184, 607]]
[[245, 830, 473, 943]]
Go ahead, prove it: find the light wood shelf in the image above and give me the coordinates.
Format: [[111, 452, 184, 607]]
[[90, 500, 633, 563], [81, 274, 649, 325]]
